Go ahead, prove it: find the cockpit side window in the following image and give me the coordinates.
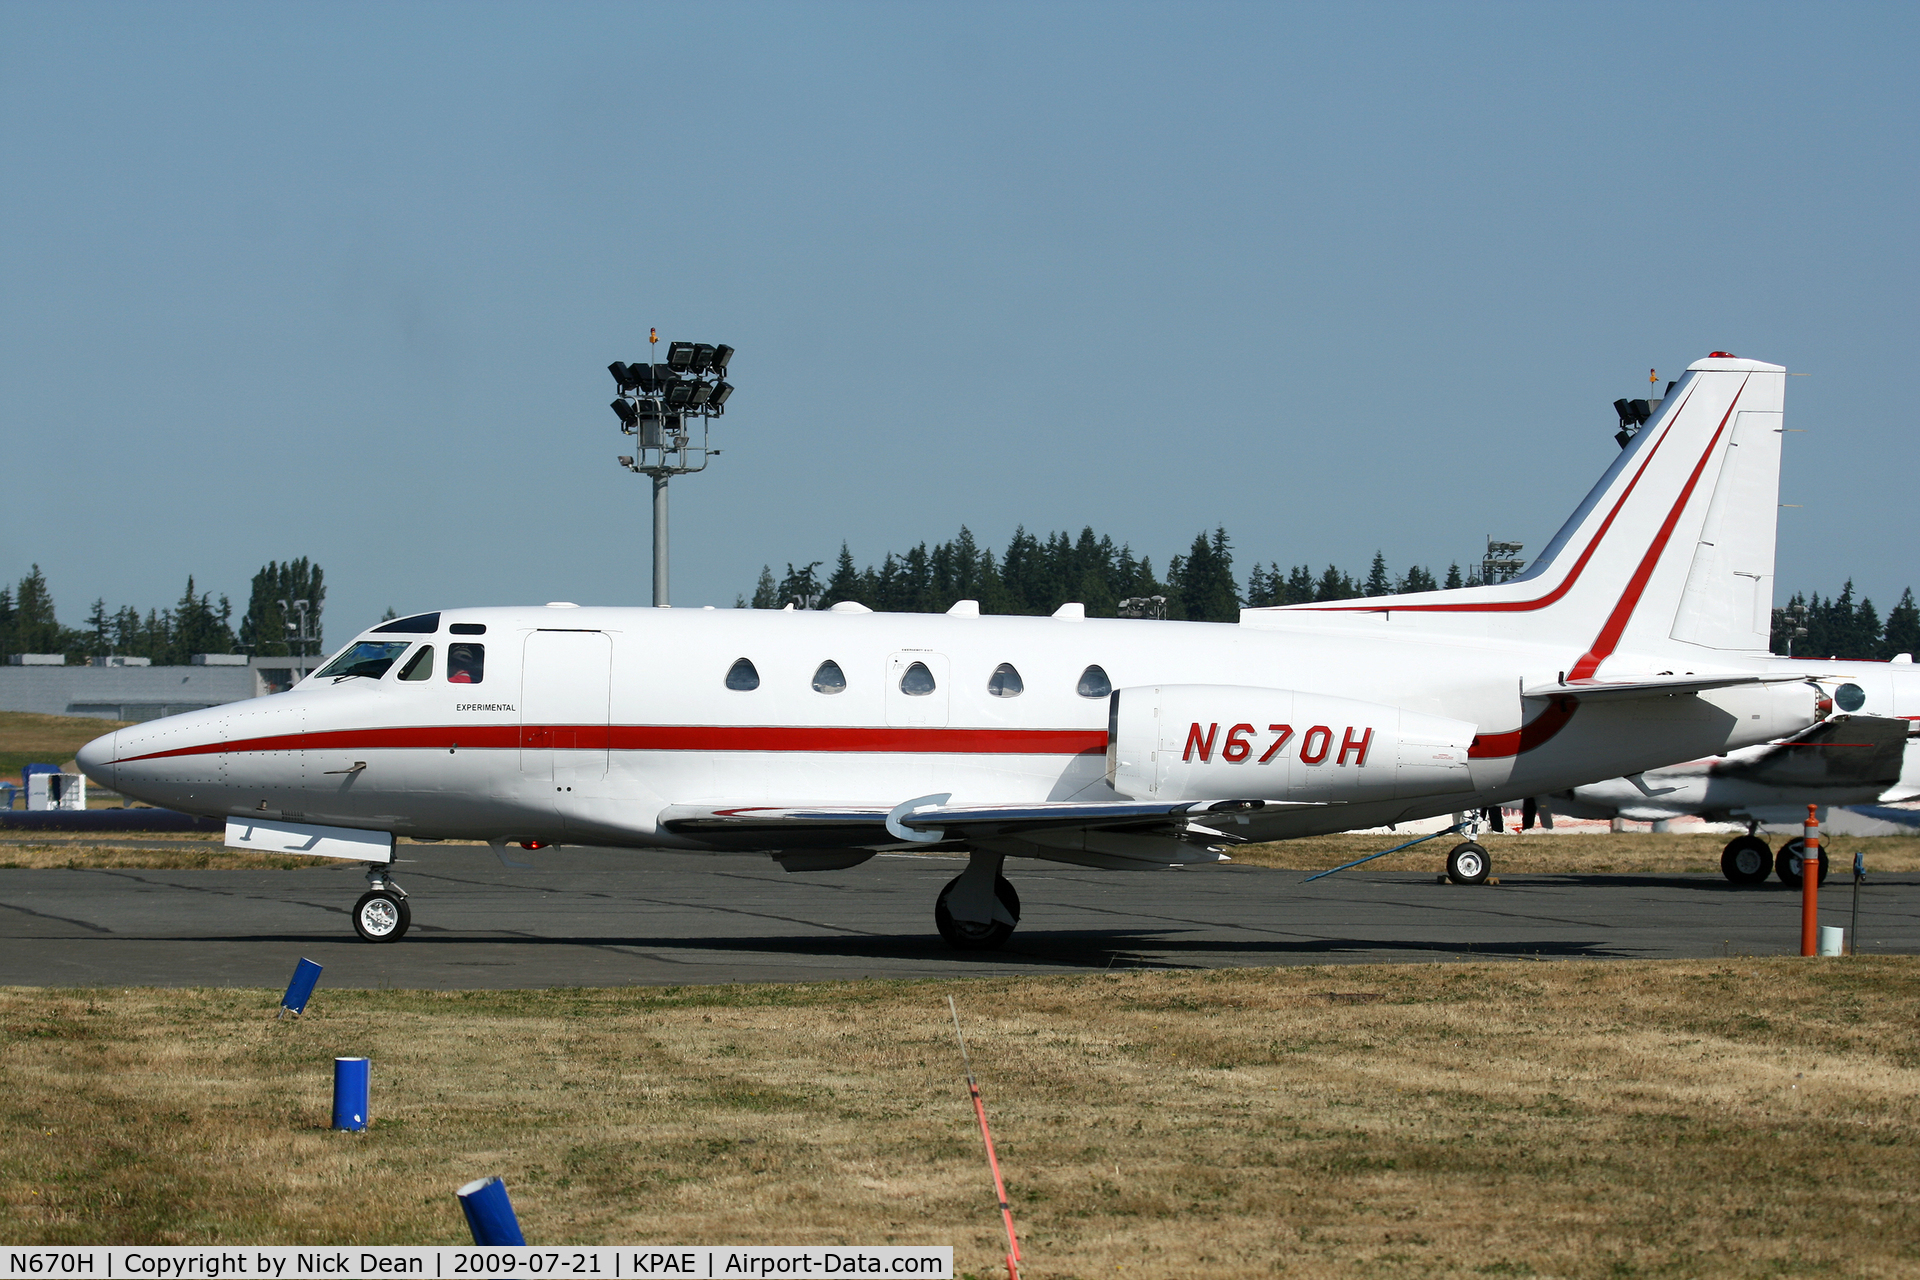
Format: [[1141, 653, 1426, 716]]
[[726, 657, 761, 691], [316, 640, 412, 682], [398, 646, 435, 682], [448, 643, 485, 684]]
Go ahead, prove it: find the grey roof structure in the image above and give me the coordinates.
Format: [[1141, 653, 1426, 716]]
[[0, 657, 328, 720]]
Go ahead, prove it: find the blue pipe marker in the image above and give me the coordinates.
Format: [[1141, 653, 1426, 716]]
[[332, 1057, 370, 1131], [280, 958, 324, 1018], [457, 1177, 527, 1245]]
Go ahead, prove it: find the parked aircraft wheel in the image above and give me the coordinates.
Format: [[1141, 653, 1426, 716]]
[[1445, 842, 1491, 885], [1720, 835, 1773, 885], [1774, 839, 1829, 888], [934, 874, 1021, 951], [353, 890, 411, 943]]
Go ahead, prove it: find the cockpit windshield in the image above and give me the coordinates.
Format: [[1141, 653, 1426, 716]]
[[315, 640, 413, 682]]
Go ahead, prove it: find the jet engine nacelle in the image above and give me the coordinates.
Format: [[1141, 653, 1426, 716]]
[[1107, 684, 1479, 805]]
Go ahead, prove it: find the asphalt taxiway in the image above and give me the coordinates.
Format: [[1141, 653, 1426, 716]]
[[1, 845, 1914, 988]]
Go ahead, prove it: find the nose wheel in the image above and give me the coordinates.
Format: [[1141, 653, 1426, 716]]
[[1445, 841, 1491, 885], [353, 866, 411, 942]]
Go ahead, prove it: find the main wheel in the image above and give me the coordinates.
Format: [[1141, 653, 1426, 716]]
[[934, 874, 1021, 951], [353, 889, 411, 943], [1720, 835, 1773, 885], [1774, 839, 1829, 888], [1446, 841, 1491, 885]]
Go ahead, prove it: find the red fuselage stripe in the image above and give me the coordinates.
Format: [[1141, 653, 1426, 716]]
[[116, 724, 1110, 763], [119, 719, 1573, 764], [1466, 696, 1578, 759]]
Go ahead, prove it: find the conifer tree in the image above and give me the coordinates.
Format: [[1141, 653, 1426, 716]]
[[750, 566, 778, 608], [12, 565, 61, 654], [1883, 588, 1920, 659], [1363, 551, 1392, 597], [1315, 564, 1356, 601]]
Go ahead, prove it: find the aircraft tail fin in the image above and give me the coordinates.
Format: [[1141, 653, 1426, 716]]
[[1244, 353, 1788, 673]]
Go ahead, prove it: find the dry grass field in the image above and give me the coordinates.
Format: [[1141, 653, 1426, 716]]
[[0, 834, 312, 870], [3, 961, 1917, 1277], [1231, 831, 1920, 876], [7, 829, 1920, 876], [0, 710, 129, 787]]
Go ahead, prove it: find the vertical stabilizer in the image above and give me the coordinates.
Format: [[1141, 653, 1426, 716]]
[[1244, 354, 1788, 674], [1666, 403, 1781, 652]]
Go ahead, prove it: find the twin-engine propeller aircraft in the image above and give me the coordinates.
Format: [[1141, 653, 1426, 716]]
[[80, 354, 1838, 949], [1545, 671, 1920, 884]]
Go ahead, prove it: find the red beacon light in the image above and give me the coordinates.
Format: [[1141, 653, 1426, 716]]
[[1708, 351, 1737, 358]]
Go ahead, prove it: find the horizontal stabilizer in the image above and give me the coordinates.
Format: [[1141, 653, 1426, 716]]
[[1520, 672, 1806, 702]]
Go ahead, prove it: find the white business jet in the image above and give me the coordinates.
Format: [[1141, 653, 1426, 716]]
[[78, 354, 1836, 949]]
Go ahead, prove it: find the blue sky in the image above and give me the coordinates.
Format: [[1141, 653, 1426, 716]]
[[3, 2, 1915, 637]]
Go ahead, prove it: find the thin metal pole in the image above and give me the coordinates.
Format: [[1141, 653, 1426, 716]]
[[1850, 847, 1862, 956], [948, 996, 1022, 1280], [652, 473, 669, 607], [1801, 804, 1820, 956]]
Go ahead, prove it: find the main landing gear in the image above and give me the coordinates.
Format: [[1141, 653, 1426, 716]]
[[1719, 827, 1830, 887], [353, 863, 411, 943], [935, 849, 1022, 950], [1445, 841, 1492, 885]]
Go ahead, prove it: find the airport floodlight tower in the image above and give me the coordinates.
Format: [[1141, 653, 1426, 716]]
[[608, 334, 735, 607], [1482, 538, 1526, 585]]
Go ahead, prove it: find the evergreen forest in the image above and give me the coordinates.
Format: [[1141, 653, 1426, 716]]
[[743, 525, 1920, 662], [0, 560, 325, 666]]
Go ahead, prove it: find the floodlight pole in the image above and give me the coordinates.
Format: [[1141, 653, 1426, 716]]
[[652, 474, 670, 607], [607, 336, 733, 610]]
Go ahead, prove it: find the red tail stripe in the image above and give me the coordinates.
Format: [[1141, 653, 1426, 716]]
[[116, 724, 1109, 764], [1568, 378, 1747, 679]]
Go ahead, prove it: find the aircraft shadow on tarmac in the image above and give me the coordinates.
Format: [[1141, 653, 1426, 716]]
[[106, 928, 1630, 966]]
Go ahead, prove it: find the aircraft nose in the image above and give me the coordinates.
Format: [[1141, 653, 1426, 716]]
[[75, 729, 119, 791]]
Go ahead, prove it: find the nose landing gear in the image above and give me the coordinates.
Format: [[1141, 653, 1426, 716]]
[[353, 864, 411, 942]]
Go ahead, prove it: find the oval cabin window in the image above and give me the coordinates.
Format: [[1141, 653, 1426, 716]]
[[900, 661, 937, 696], [987, 662, 1024, 697], [725, 658, 760, 691], [812, 660, 847, 694], [1076, 664, 1111, 698]]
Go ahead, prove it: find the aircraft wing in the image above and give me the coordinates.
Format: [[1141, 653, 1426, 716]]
[[1521, 673, 1807, 701], [657, 797, 1311, 851]]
